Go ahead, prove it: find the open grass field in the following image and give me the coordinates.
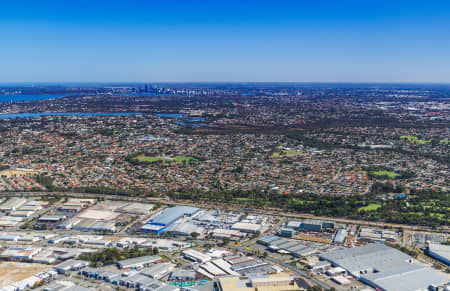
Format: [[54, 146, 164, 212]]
[[135, 155, 198, 163], [370, 170, 400, 178], [272, 150, 302, 157], [430, 213, 446, 219], [0, 262, 49, 287], [135, 155, 170, 163], [172, 156, 199, 163], [440, 139, 450, 144], [358, 203, 382, 212], [400, 135, 431, 144], [405, 212, 448, 221], [235, 197, 251, 202]]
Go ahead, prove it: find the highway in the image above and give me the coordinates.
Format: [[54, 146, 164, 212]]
[[2, 191, 448, 234]]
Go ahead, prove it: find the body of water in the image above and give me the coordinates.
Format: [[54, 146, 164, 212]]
[[0, 112, 189, 119], [0, 94, 80, 102], [0, 111, 210, 128], [0, 93, 182, 102], [154, 113, 184, 118], [0, 112, 144, 119]]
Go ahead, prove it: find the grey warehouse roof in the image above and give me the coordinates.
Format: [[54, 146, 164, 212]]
[[257, 235, 280, 244], [333, 229, 347, 244], [150, 206, 199, 226], [320, 243, 412, 277], [321, 243, 450, 291], [170, 269, 196, 279], [54, 259, 89, 270], [287, 221, 302, 229], [65, 285, 95, 291], [360, 264, 449, 291], [141, 262, 174, 277], [117, 255, 161, 268], [428, 243, 450, 262]]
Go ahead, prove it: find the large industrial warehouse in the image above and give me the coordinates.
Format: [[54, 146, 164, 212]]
[[141, 206, 200, 234], [426, 243, 450, 266], [319, 243, 449, 291]]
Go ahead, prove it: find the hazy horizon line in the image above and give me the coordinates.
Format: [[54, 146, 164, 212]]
[[1, 81, 450, 86]]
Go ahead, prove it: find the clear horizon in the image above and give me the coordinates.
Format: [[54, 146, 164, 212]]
[[1, 0, 450, 83]]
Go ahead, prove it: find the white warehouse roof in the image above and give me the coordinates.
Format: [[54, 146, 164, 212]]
[[231, 222, 261, 233]]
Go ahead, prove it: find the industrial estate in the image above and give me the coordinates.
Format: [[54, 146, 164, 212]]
[[0, 83, 447, 291]]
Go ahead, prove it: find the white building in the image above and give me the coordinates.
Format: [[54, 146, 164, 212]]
[[0, 247, 42, 260], [183, 249, 211, 263], [231, 222, 262, 233]]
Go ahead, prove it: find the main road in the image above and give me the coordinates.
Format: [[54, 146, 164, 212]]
[[2, 191, 448, 234]]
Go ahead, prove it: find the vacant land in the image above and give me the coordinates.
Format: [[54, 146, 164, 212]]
[[370, 170, 400, 179], [0, 262, 49, 287], [358, 203, 382, 212], [400, 136, 431, 144], [272, 150, 302, 157]]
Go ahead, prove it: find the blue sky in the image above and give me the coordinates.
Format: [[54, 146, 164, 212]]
[[1, 0, 450, 83]]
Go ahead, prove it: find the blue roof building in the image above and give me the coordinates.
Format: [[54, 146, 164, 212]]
[[141, 206, 200, 233]]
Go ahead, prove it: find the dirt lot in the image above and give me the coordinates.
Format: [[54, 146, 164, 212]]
[[0, 261, 49, 287], [103, 236, 123, 242]]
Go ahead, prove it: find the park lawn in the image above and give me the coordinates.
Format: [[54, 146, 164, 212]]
[[405, 212, 448, 223], [235, 197, 251, 202], [172, 156, 199, 163], [413, 199, 441, 207], [406, 212, 445, 218], [400, 135, 431, 144], [358, 203, 382, 212], [370, 170, 400, 179], [430, 213, 446, 219], [406, 212, 424, 217], [272, 150, 302, 157], [440, 139, 450, 144]]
